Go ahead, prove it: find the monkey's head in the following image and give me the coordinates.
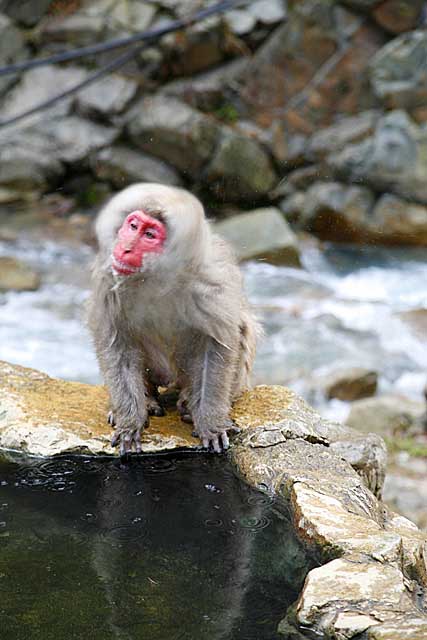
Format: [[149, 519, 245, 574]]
[[95, 183, 209, 278], [112, 210, 167, 276]]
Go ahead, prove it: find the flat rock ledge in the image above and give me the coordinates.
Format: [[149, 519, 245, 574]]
[[1, 361, 426, 639]]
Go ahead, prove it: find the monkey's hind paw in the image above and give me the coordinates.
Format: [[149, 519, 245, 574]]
[[146, 397, 166, 417], [111, 426, 145, 457]]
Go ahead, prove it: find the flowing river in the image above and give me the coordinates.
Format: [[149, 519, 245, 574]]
[[1, 231, 426, 422]]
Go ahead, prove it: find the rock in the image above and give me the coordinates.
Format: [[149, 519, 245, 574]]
[[215, 208, 301, 266], [371, 194, 427, 245], [384, 472, 427, 531], [271, 129, 307, 168], [346, 394, 426, 436], [38, 116, 118, 164], [162, 58, 249, 112], [0, 363, 386, 496], [161, 13, 227, 76], [319, 366, 378, 401], [275, 164, 333, 196], [1, 66, 88, 121], [300, 181, 375, 241], [278, 191, 306, 223], [307, 110, 380, 160], [39, 8, 106, 47], [77, 73, 138, 116], [0, 13, 27, 96], [241, 2, 384, 131], [230, 385, 387, 498], [106, 0, 156, 34], [248, 0, 287, 24], [398, 309, 427, 340], [373, 0, 425, 34], [0, 257, 41, 292], [340, 0, 380, 9], [205, 129, 277, 201], [127, 95, 220, 176], [2, 362, 425, 639], [284, 557, 426, 639], [228, 387, 427, 640], [0, 0, 52, 26], [327, 111, 427, 206], [0, 128, 64, 191], [224, 9, 256, 35], [370, 31, 427, 109], [0, 360, 197, 457], [92, 145, 182, 188]]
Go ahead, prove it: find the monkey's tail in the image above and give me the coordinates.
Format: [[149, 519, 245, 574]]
[[233, 309, 263, 398]]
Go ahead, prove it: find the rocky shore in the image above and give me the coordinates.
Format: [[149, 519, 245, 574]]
[[0, 0, 426, 248]]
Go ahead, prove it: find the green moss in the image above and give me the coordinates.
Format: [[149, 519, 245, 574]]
[[385, 436, 427, 458], [214, 103, 239, 124]]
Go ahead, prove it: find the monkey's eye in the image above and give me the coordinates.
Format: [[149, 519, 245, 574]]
[[144, 229, 156, 239], [129, 221, 138, 231]]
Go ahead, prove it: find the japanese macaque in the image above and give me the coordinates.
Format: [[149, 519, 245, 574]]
[[88, 183, 260, 455]]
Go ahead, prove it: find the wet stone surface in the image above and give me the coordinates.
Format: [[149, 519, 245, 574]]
[[0, 452, 316, 640]]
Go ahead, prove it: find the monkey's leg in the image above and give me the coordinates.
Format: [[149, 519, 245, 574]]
[[188, 336, 240, 453], [145, 379, 166, 417], [177, 388, 193, 424], [96, 332, 149, 455]]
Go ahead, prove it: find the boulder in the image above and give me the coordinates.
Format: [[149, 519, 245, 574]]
[[372, 0, 425, 34], [1, 361, 426, 639], [0, 362, 386, 496], [38, 11, 106, 49], [127, 95, 220, 176], [278, 191, 306, 223], [77, 73, 138, 116], [346, 394, 426, 436], [371, 194, 427, 245], [0, 13, 27, 96], [340, 0, 380, 9], [327, 110, 427, 206], [247, 0, 287, 24], [384, 472, 427, 531], [319, 366, 378, 401], [92, 146, 183, 188], [0, 128, 64, 191], [38, 116, 119, 164], [300, 181, 375, 241], [307, 110, 380, 160], [0, 257, 41, 292], [161, 58, 249, 112], [204, 129, 277, 201], [1, 66, 88, 121], [240, 1, 385, 132], [0, 0, 52, 26], [370, 31, 427, 109], [215, 208, 301, 266], [228, 387, 427, 640]]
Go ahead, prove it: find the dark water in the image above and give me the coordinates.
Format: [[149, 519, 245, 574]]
[[0, 453, 314, 640]]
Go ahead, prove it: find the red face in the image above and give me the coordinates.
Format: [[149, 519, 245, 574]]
[[112, 210, 166, 276]]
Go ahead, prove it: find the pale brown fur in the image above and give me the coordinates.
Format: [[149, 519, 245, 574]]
[[87, 183, 260, 454]]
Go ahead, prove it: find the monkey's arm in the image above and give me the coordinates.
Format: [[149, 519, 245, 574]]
[[188, 334, 240, 453], [89, 287, 148, 456]]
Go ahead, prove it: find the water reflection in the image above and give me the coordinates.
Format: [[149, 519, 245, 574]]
[[0, 453, 315, 640]]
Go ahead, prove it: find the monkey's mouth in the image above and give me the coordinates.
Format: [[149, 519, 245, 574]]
[[111, 257, 139, 276]]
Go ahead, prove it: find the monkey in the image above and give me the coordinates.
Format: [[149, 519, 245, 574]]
[[87, 183, 260, 456]]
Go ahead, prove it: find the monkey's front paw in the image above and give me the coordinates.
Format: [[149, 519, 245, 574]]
[[111, 425, 146, 456], [195, 418, 240, 454]]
